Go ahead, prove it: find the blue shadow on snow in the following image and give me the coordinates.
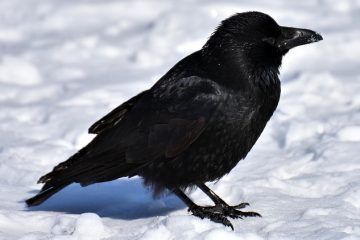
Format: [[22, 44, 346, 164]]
[[26, 178, 185, 220]]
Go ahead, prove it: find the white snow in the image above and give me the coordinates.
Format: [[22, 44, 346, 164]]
[[0, 0, 360, 239], [338, 126, 360, 142], [0, 56, 42, 86]]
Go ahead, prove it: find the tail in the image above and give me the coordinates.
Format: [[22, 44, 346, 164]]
[[26, 183, 68, 207], [26, 148, 88, 207], [26, 146, 144, 207]]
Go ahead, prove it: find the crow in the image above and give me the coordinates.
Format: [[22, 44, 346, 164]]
[[26, 12, 322, 229]]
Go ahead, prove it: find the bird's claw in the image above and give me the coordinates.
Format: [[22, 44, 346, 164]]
[[201, 202, 261, 218], [227, 209, 262, 219], [188, 202, 261, 230], [221, 203, 261, 219], [189, 205, 234, 230]]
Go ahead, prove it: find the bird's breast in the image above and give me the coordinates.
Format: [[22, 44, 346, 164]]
[[211, 87, 280, 157]]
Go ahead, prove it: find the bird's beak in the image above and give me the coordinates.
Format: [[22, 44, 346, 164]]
[[276, 26, 323, 51]]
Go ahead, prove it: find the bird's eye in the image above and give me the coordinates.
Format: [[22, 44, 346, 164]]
[[262, 37, 276, 45]]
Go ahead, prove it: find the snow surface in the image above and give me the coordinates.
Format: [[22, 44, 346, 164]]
[[0, 0, 360, 239]]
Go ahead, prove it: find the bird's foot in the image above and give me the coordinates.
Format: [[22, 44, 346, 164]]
[[203, 202, 262, 219], [189, 205, 234, 230], [188, 202, 261, 230]]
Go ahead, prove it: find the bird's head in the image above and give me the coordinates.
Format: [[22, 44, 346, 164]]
[[203, 11, 323, 81]]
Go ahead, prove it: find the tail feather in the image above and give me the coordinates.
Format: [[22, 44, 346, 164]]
[[26, 147, 144, 207], [26, 184, 68, 207], [26, 148, 89, 207], [38, 148, 88, 186]]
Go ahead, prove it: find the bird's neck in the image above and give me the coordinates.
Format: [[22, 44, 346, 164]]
[[250, 65, 280, 92], [200, 43, 281, 92]]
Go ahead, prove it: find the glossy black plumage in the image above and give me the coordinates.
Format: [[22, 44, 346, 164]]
[[26, 12, 322, 228]]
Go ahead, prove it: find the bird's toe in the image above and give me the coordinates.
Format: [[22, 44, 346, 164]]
[[233, 202, 250, 209], [227, 209, 262, 219], [188, 205, 234, 230]]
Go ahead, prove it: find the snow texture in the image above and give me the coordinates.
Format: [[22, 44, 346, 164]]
[[0, 0, 360, 239]]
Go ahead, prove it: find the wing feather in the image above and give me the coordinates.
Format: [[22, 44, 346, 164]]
[[88, 90, 149, 134]]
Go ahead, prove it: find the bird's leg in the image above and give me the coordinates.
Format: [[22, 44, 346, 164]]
[[172, 188, 234, 230], [196, 182, 262, 219]]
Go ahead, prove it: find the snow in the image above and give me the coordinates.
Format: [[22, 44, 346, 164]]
[[0, 0, 360, 239], [0, 56, 42, 86]]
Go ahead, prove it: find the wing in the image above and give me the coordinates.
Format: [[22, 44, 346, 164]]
[[88, 90, 148, 134], [89, 75, 225, 164]]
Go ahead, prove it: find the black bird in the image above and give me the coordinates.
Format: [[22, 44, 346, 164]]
[[26, 12, 322, 229]]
